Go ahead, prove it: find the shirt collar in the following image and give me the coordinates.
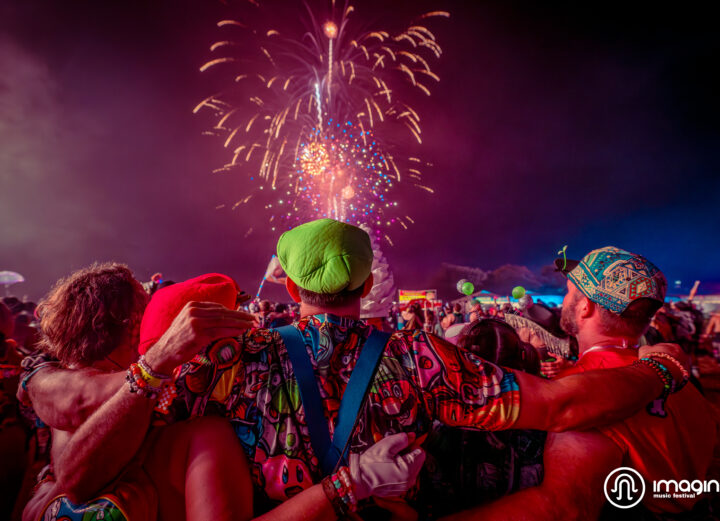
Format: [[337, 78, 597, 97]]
[[305, 313, 363, 329], [295, 314, 366, 359]]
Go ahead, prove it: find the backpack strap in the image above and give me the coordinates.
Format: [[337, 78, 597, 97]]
[[276, 325, 332, 472], [327, 329, 390, 472], [276, 325, 391, 476]]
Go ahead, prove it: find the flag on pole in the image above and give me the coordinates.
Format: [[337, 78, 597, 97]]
[[264, 255, 287, 284], [256, 255, 287, 299]]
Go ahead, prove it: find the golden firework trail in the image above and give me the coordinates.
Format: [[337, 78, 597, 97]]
[[196, 0, 447, 239]]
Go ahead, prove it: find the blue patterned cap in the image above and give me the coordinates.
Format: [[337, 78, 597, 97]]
[[567, 246, 667, 314]]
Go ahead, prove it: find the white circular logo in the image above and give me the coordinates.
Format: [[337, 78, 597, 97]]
[[604, 467, 646, 509]]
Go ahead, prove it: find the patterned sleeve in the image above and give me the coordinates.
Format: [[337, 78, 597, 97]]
[[405, 331, 520, 431], [172, 329, 274, 418]]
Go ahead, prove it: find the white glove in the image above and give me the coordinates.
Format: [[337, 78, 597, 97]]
[[349, 432, 426, 500]]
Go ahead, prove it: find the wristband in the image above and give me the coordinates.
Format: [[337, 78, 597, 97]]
[[322, 475, 349, 518], [645, 352, 690, 393], [137, 364, 165, 389], [137, 355, 172, 381], [126, 363, 163, 399], [633, 357, 673, 418], [330, 466, 357, 513]]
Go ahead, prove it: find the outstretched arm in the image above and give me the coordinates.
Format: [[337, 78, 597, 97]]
[[513, 344, 687, 432], [419, 332, 684, 433], [512, 365, 660, 431], [414, 335, 685, 432], [513, 343, 685, 432], [441, 430, 622, 521]]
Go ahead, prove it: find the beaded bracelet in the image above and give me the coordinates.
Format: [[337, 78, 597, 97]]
[[634, 357, 673, 418], [636, 357, 673, 396], [645, 353, 690, 393], [335, 466, 357, 512], [126, 362, 163, 399], [321, 474, 349, 518], [138, 356, 171, 381], [323, 466, 358, 515], [137, 365, 165, 389]]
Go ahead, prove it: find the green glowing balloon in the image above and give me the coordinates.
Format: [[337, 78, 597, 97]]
[[511, 286, 526, 299], [461, 281, 475, 295]]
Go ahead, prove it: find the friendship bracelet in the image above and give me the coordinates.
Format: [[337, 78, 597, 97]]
[[137, 355, 172, 381], [137, 364, 166, 389], [337, 466, 357, 512], [333, 478, 351, 514], [321, 475, 348, 518], [330, 466, 357, 513], [645, 352, 690, 393], [633, 357, 673, 417], [635, 357, 673, 398], [126, 363, 163, 399]]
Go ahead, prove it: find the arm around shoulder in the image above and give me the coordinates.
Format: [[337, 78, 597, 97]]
[[24, 366, 125, 431], [512, 364, 662, 432], [54, 380, 156, 503]]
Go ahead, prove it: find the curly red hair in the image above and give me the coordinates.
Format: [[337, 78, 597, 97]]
[[37, 262, 148, 367]]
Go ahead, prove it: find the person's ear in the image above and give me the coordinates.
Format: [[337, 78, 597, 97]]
[[361, 274, 374, 298], [579, 297, 594, 319], [286, 278, 302, 303]]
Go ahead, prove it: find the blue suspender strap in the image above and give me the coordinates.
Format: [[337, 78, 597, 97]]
[[276, 325, 391, 476], [275, 325, 332, 471], [328, 329, 391, 472]]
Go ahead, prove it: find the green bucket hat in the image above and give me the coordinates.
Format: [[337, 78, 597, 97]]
[[277, 218, 373, 294]]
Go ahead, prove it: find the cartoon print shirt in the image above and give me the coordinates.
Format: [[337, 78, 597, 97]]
[[173, 314, 520, 507]]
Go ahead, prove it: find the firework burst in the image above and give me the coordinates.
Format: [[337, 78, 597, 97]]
[[196, 0, 447, 238]]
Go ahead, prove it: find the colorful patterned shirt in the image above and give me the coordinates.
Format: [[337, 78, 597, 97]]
[[174, 314, 520, 508]]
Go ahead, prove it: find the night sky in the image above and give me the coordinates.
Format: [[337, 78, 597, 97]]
[[1, 0, 719, 301]]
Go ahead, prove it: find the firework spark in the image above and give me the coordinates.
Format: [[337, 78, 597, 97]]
[[198, 0, 447, 237], [289, 118, 400, 225]]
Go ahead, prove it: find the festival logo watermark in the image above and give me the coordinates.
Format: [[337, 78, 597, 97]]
[[604, 467, 720, 508], [653, 479, 720, 500], [604, 467, 645, 508]]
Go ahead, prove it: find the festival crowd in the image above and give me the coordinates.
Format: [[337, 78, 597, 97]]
[[1, 218, 719, 521]]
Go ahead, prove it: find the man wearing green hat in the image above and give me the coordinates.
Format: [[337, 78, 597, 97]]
[[36, 219, 689, 517], [277, 218, 375, 297]]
